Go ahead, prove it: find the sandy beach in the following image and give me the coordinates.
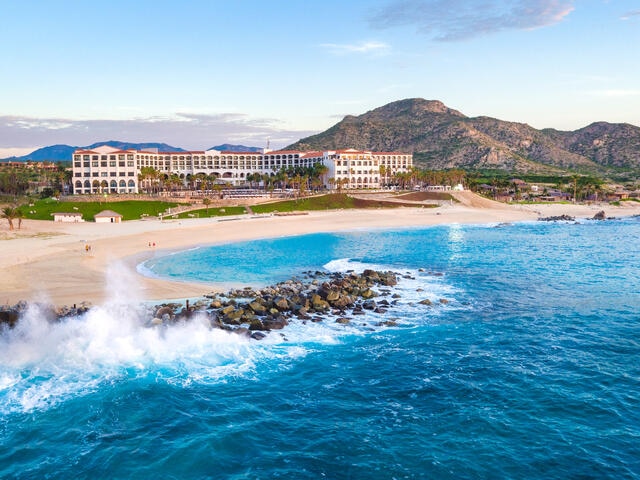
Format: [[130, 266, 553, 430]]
[[2, 193, 638, 307]]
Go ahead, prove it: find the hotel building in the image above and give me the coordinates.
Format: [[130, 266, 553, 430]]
[[71, 145, 412, 194]]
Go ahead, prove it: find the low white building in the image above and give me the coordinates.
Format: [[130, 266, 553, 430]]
[[94, 210, 123, 223], [53, 212, 84, 222]]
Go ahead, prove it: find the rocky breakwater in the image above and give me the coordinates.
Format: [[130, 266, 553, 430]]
[[150, 269, 404, 340], [1, 270, 450, 340]]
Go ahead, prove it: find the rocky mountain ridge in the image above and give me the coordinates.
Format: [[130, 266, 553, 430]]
[[287, 98, 640, 178]]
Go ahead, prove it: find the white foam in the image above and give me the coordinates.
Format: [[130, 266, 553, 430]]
[[0, 259, 465, 414]]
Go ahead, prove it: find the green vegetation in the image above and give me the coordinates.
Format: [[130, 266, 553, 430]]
[[20, 199, 181, 221], [172, 206, 248, 219], [251, 194, 437, 214]]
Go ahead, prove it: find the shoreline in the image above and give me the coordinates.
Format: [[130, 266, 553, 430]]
[[1, 198, 639, 307]]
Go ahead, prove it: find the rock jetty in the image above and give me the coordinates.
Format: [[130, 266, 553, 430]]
[[538, 214, 575, 222], [1, 270, 448, 340], [151, 269, 401, 340]]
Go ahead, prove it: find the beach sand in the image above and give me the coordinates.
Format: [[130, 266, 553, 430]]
[[2, 194, 638, 307]]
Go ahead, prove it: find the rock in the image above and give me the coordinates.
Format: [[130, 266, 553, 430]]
[[248, 300, 267, 314], [155, 305, 175, 318], [593, 210, 606, 220], [311, 294, 330, 311], [360, 288, 376, 299], [249, 319, 266, 331], [439, 298, 449, 304], [264, 317, 288, 330], [326, 290, 340, 302], [538, 214, 575, 222], [362, 299, 377, 310], [221, 305, 236, 316], [419, 299, 433, 306], [336, 317, 351, 324], [378, 320, 398, 327], [251, 331, 267, 340], [0, 308, 20, 328], [273, 296, 290, 311]]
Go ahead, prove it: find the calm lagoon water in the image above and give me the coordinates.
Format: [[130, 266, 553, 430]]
[[1, 218, 639, 479]]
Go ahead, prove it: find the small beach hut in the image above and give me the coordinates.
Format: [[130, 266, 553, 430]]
[[53, 212, 84, 223], [94, 210, 123, 223]]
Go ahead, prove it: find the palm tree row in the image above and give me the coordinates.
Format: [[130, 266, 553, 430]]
[[1, 205, 25, 230], [382, 167, 467, 190]]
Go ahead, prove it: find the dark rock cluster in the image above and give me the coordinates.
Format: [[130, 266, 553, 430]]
[[150, 269, 402, 340], [0, 301, 92, 329], [538, 214, 576, 222], [1, 270, 449, 341]]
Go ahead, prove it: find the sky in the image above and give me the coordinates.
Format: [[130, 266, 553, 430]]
[[1, 0, 639, 157]]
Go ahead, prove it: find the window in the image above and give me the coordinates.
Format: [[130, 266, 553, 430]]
[[110, 161, 116, 167]]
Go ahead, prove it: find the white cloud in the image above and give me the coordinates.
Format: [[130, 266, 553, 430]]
[[620, 9, 640, 20], [368, 0, 574, 41], [589, 89, 640, 98], [0, 114, 318, 152], [320, 41, 390, 55]]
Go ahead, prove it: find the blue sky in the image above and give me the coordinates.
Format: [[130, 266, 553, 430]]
[[1, 0, 639, 156]]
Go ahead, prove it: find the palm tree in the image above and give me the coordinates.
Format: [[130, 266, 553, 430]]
[[1, 206, 18, 230], [379, 165, 387, 188], [16, 207, 24, 229], [202, 197, 211, 213]]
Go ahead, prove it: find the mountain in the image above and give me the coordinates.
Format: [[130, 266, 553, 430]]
[[286, 98, 640, 178], [3, 141, 185, 162], [84, 141, 185, 152], [210, 144, 262, 152], [5, 144, 78, 162]]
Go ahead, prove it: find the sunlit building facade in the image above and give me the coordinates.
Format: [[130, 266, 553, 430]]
[[71, 145, 412, 194]]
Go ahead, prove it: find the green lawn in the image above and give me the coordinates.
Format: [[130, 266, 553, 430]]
[[251, 193, 437, 213], [172, 206, 248, 219], [20, 199, 182, 221]]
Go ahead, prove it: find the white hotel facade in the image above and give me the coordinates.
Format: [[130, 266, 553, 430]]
[[71, 145, 412, 194]]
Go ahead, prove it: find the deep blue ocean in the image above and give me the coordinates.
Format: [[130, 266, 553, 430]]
[[1, 218, 639, 479]]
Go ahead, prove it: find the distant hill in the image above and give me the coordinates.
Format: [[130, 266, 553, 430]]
[[2, 141, 264, 162], [210, 144, 262, 152], [286, 98, 640, 178], [3, 141, 186, 162]]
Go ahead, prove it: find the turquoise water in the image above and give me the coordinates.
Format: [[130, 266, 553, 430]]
[[1, 219, 639, 478]]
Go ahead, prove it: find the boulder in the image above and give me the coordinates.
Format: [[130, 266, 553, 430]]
[[248, 300, 267, 314]]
